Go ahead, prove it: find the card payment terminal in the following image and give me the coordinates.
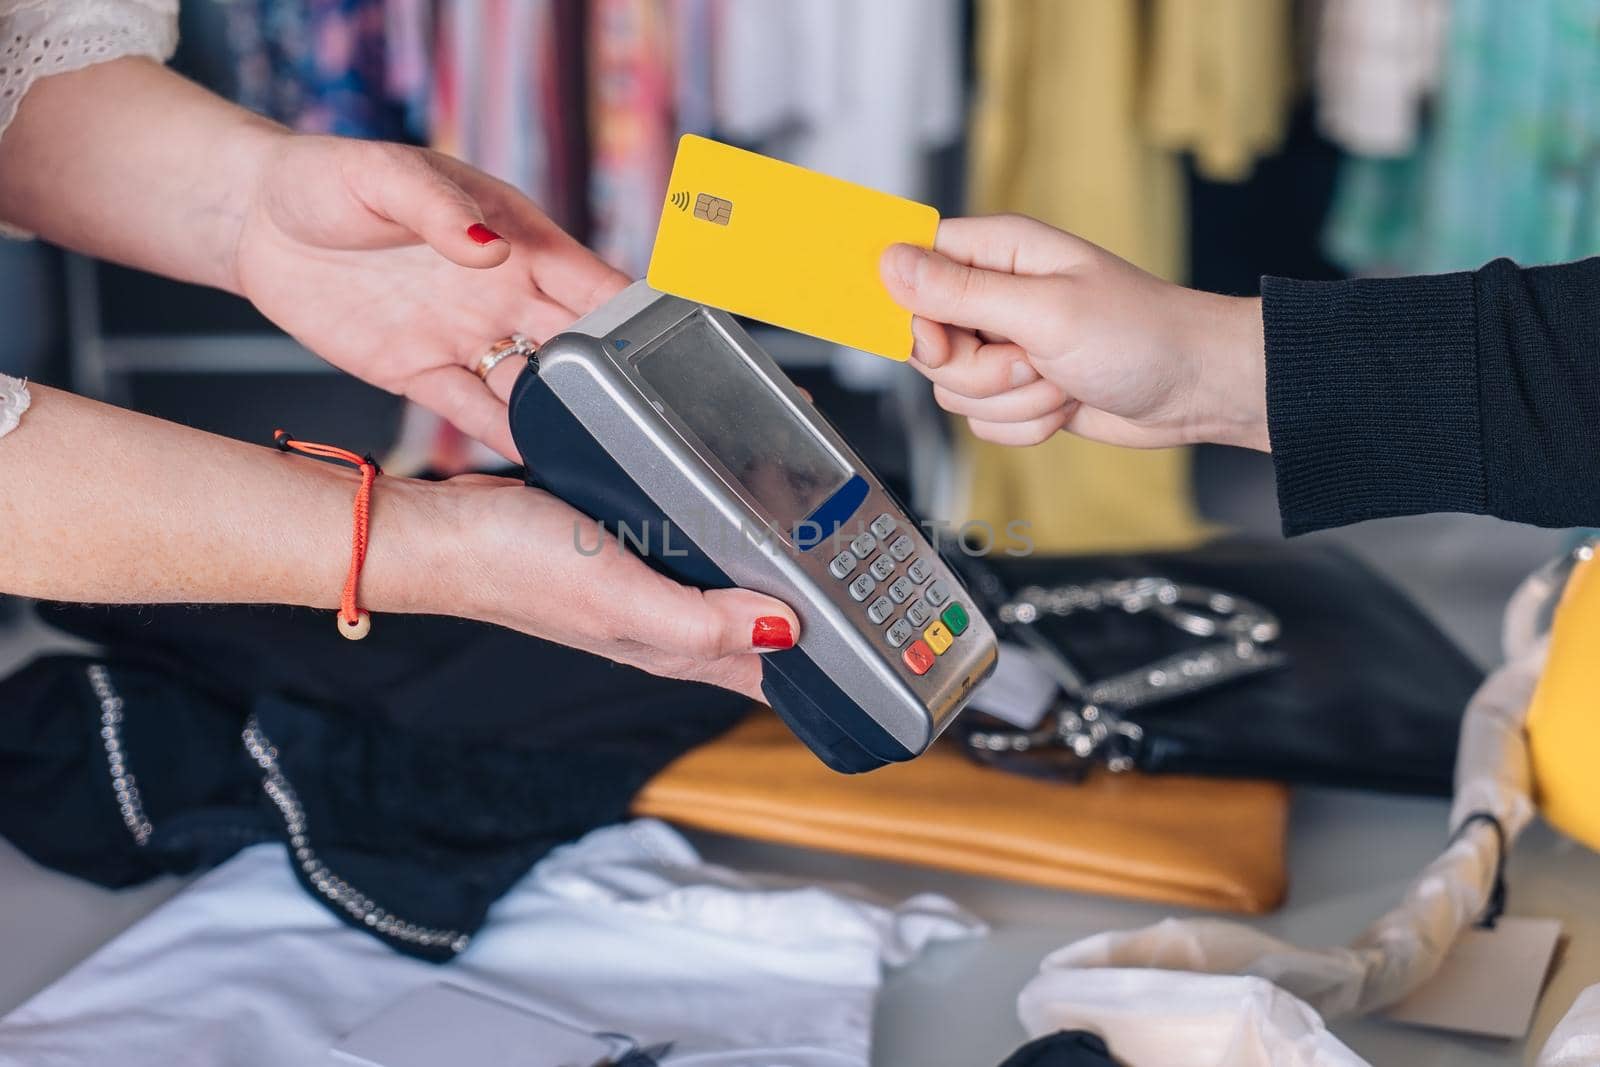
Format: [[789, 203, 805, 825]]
[[508, 282, 997, 772]]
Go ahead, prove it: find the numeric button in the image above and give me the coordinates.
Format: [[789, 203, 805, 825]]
[[887, 534, 914, 561], [828, 551, 857, 580], [869, 554, 895, 581], [888, 576, 915, 604], [848, 574, 876, 602], [907, 557, 933, 584], [885, 617, 914, 648], [867, 595, 894, 624], [905, 599, 931, 627], [849, 532, 877, 559], [870, 513, 897, 540]]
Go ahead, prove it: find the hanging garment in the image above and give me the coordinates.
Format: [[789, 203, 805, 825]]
[[958, 428, 1214, 554], [1314, 0, 1448, 157], [588, 0, 676, 277], [713, 0, 962, 206], [1187, 103, 1348, 296], [0, 821, 983, 1066], [224, 0, 408, 139], [0, 603, 751, 960], [544, 0, 592, 240], [965, 0, 1210, 553], [382, 0, 432, 140], [401, 0, 558, 477], [1143, 0, 1296, 183], [635, 709, 1289, 914], [1326, 0, 1600, 275], [712, 0, 964, 389], [671, 0, 715, 138], [224, 0, 306, 128], [969, 0, 1184, 282], [431, 0, 551, 198], [300, 0, 406, 138]]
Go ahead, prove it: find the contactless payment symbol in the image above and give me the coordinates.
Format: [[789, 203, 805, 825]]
[[669, 190, 690, 212], [693, 192, 733, 226]]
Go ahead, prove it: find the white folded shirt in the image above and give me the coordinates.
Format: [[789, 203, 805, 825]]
[[0, 819, 983, 1066]]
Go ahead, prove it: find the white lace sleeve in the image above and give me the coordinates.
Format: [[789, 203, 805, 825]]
[[0, 0, 179, 236], [0, 373, 30, 438]]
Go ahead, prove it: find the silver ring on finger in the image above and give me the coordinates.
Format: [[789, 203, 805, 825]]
[[474, 333, 537, 380]]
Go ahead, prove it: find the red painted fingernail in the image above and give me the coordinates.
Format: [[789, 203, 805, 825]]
[[752, 616, 794, 650], [467, 222, 503, 245]]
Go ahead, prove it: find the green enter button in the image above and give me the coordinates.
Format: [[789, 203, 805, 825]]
[[940, 601, 969, 636]]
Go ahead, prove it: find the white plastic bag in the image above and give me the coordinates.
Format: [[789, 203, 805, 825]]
[[1018, 969, 1368, 1067]]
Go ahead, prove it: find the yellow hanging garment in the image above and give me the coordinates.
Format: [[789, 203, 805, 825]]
[[1525, 549, 1600, 853], [966, 0, 1203, 552], [969, 0, 1185, 283], [1144, 0, 1295, 183]]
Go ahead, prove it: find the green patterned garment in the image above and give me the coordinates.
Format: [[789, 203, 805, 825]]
[[1326, 0, 1600, 275]]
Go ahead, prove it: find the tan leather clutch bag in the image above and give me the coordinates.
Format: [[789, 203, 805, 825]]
[[633, 710, 1288, 914]]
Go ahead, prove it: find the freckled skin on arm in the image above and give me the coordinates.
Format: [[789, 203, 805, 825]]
[[0, 385, 449, 614]]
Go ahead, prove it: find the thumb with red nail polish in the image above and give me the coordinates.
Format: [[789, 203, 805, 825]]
[[752, 615, 795, 650]]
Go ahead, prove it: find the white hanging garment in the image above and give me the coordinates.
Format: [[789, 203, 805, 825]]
[[1314, 0, 1448, 157], [712, 0, 963, 390], [0, 819, 983, 1066]]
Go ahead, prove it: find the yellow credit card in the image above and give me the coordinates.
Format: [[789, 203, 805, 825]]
[[647, 135, 939, 361]]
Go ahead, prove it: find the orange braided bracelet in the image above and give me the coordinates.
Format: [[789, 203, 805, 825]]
[[273, 430, 379, 640]]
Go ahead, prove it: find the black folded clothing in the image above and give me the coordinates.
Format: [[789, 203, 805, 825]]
[[0, 607, 748, 960]]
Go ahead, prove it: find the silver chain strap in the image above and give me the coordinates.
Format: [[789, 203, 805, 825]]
[[968, 578, 1287, 773]]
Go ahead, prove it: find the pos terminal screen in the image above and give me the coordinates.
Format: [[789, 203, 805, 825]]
[[636, 314, 852, 523]]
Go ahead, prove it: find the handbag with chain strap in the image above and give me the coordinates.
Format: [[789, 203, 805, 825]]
[[952, 538, 1482, 795]]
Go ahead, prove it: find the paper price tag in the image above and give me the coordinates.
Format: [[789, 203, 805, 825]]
[[1383, 916, 1563, 1040]]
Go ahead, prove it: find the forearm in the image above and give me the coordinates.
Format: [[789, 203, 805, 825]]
[[0, 57, 283, 292], [1262, 256, 1600, 535], [0, 385, 451, 614]]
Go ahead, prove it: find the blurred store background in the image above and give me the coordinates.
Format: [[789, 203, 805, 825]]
[[3, 0, 1597, 651]]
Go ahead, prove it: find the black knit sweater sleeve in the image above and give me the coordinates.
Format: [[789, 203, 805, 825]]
[[1262, 257, 1600, 536]]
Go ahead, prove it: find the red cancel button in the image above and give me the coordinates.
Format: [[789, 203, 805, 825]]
[[902, 639, 936, 676]]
